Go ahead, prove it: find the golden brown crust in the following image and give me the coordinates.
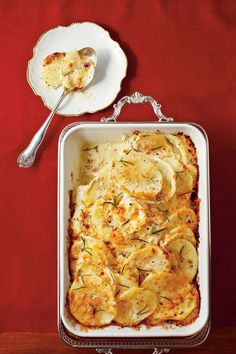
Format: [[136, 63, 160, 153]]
[[43, 52, 65, 66], [68, 131, 200, 329]]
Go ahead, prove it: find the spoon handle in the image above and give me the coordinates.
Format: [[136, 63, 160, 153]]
[[17, 90, 68, 168]]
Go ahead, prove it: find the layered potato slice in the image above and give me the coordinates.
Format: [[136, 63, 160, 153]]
[[165, 239, 198, 281], [165, 157, 193, 197], [69, 270, 116, 327], [163, 228, 197, 247], [112, 152, 163, 200], [165, 207, 198, 232], [91, 192, 147, 244], [129, 131, 173, 156], [164, 133, 188, 164], [115, 286, 158, 326], [142, 272, 199, 323], [69, 236, 114, 278], [113, 273, 138, 297], [123, 245, 171, 281]]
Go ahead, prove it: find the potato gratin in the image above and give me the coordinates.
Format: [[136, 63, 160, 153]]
[[41, 49, 94, 91], [68, 131, 200, 328]]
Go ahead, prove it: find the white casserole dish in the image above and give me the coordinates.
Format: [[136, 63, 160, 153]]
[[58, 92, 210, 339]]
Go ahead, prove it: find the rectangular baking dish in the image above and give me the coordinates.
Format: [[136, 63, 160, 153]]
[[58, 93, 211, 349]]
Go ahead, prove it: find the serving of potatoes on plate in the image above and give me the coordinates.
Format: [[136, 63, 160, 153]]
[[68, 131, 200, 328]]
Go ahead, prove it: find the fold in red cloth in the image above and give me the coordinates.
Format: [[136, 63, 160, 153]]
[[0, 0, 235, 332]]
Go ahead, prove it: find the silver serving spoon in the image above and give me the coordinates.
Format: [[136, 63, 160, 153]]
[[17, 47, 97, 168]]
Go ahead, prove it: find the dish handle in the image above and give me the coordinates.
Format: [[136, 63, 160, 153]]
[[101, 92, 174, 123], [95, 348, 170, 353]]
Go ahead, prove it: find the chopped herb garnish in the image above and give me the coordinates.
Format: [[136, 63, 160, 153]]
[[160, 295, 173, 304], [130, 143, 139, 152], [136, 304, 150, 317], [115, 289, 121, 297], [178, 191, 192, 197], [105, 220, 113, 228], [90, 304, 104, 315], [81, 236, 93, 256], [110, 270, 116, 284], [141, 173, 155, 181], [83, 145, 98, 152], [117, 283, 130, 289], [151, 227, 166, 235], [166, 138, 174, 146], [150, 145, 163, 151], [119, 157, 134, 166], [101, 196, 118, 208], [120, 264, 127, 274], [73, 286, 87, 291], [134, 238, 150, 244], [121, 219, 130, 227], [179, 245, 186, 257]]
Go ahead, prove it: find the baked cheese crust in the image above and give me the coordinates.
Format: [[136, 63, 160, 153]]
[[68, 131, 200, 328]]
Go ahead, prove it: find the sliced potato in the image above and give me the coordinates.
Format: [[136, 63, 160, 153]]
[[69, 272, 116, 326], [130, 132, 171, 155], [113, 152, 163, 200], [70, 237, 109, 278], [147, 286, 198, 324], [141, 272, 192, 298], [166, 208, 198, 232], [163, 157, 193, 197], [113, 273, 137, 297], [163, 229, 196, 247], [165, 133, 188, 164], [91, 192, 147, 244], [115, 286, 158, 325], [165, 239, 198, 281], [142, 272, 198, 323], [124, 245, 171, 281]]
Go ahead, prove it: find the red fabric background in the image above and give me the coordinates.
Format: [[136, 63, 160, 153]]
[[0, 0, 235, 333]]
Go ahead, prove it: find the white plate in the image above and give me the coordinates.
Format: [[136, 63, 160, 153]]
[[27, 22, 128, 116]]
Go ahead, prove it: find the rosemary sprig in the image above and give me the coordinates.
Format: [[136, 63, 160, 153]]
[[134, 238, 150, 244], [117, 283, 130, 289], [178, 191, 192, 197], [141, 173, 155, 181], [166, 138, 174, 146], [136, 304, 150, 317], [160, 295, 173, 304], [123, 134, 129, 142], [81, 236, 93, 256], [102, 201, 117, 207], [105, 220, 113, 228], [119, 157, 134, 166], [73, 286, 87, 291], [179, 245, 186, 257], [121, 219, 130, 227], [83, 145, 98, 152], [120, 264, 127, 274], [150, 145, 163, 151], [80, 273, 86, 286], [151, 227, 166, 235], [90, 304, 104, 315], [109, 270, 116, 284], [137, 267, 149, 276], [115, 289, 121, 297], [157, 208, 170, 223]]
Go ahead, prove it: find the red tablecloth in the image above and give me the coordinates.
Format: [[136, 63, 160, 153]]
[[0, 0, 235, 333]]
